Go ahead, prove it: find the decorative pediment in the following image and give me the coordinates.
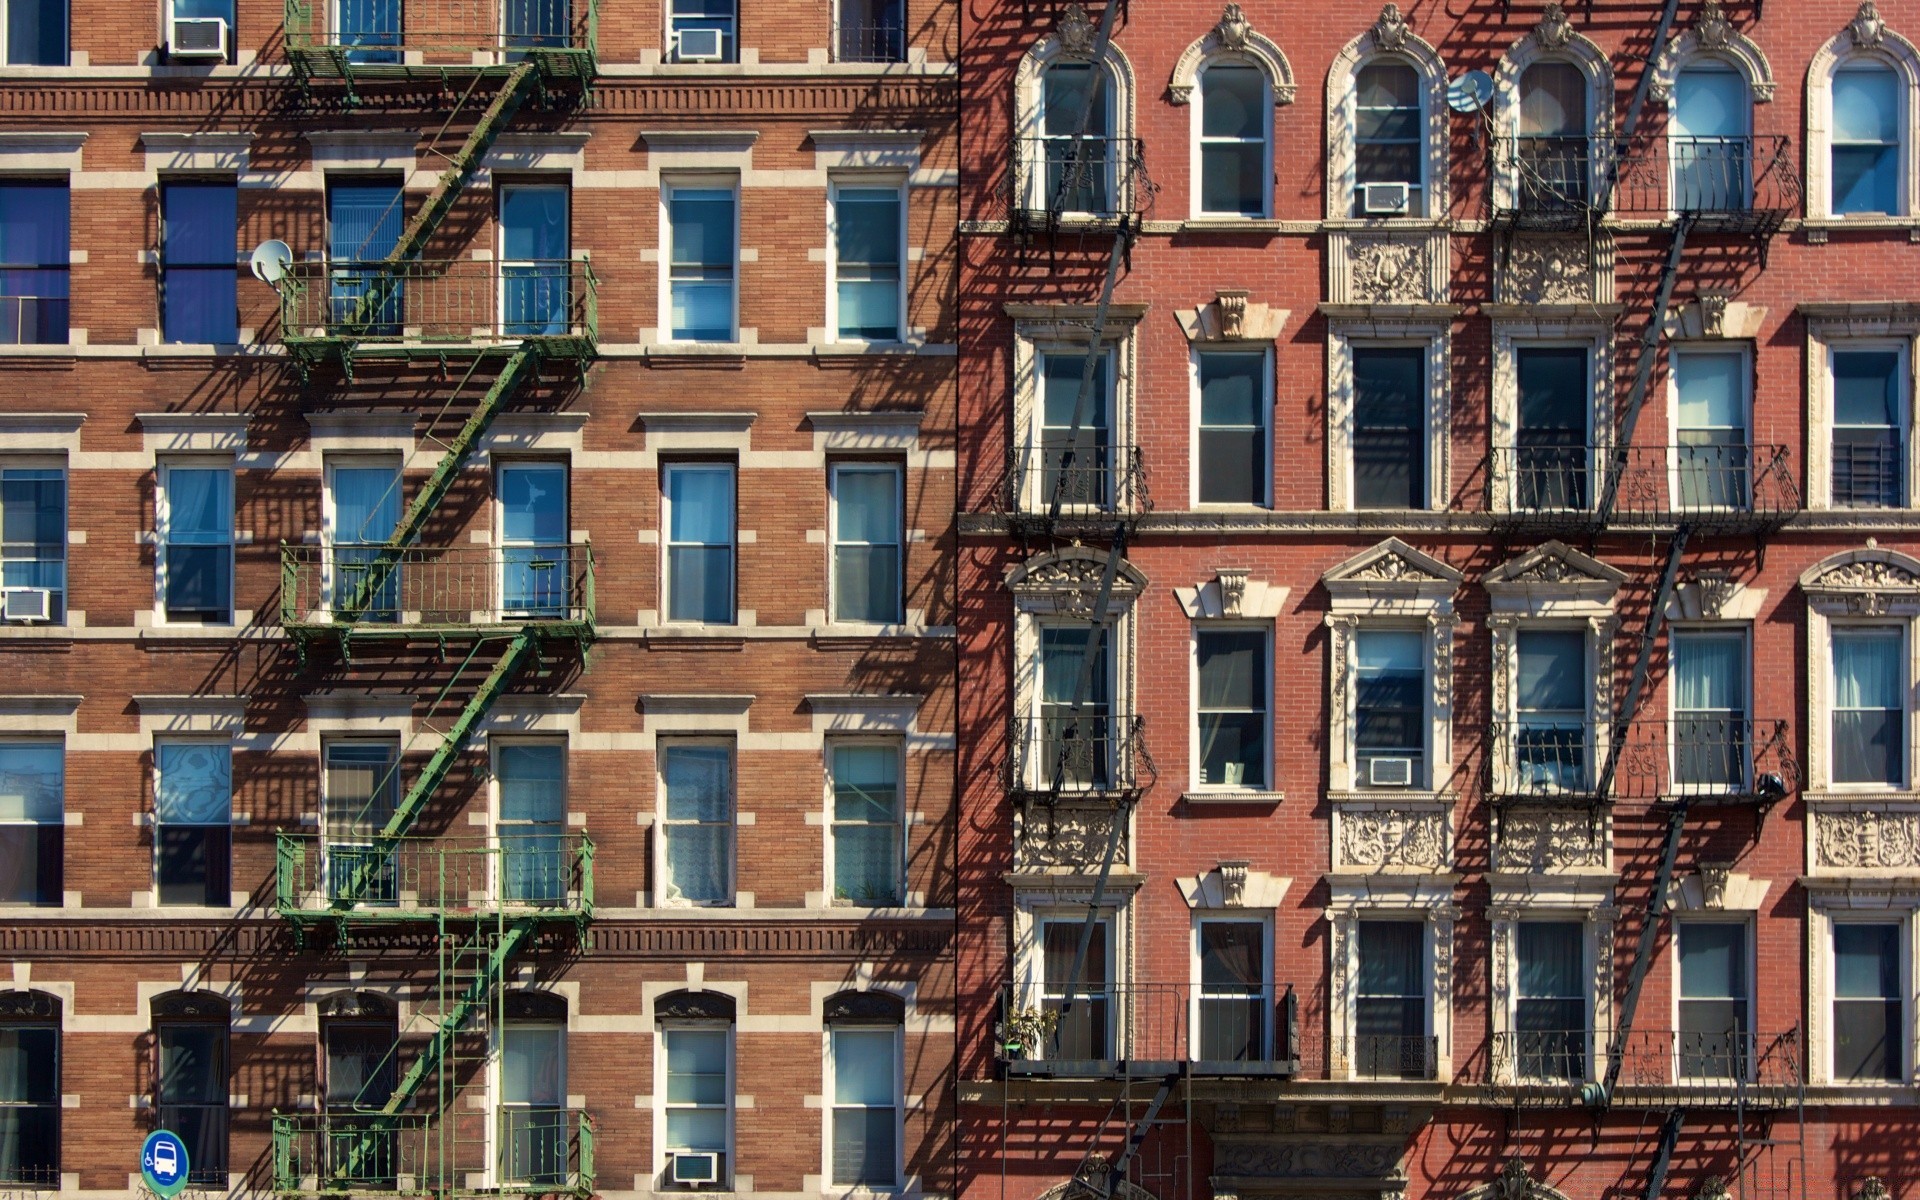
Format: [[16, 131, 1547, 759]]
[[1007, 547, 1148, 616], [1167, 3, 1297, 105], [1850, 1, 1889, 49], [1174, 569, 1289, 619], [1057, 2, 1098, 60], [1174, 290, 1288, 343], [1533, 4, 1573, 51], [1484, 541, 1625, 610], [1323, 539, 1462, 609], [1801, 547, 1920, 616], [1177, 861, 1290, 909], [1648, 0, 1775, 104]]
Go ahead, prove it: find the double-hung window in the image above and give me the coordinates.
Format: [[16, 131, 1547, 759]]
[[834, 0, 903, 63], [1195, 350, 1267, 506], [320, 996, 399, 1186], [1354, 61, 1421, 216], [661, 1023, 731, 1186], [1831, 348, 1906, 508], [830, 742, 901, 906], [499, 462, 569, 620], [326, 179, 403, 333], [659, 742, 732, 906], [0, 181, 68, 345], [1352, 347, 1424, 510], [1517, 62, 1589, 210], [829, 1024, 900, 1187], [323, 741, 399, 905], [1833, 64, 1902, 216], [158, 462, 233, 624], [1514, 346, 1589, 511], [500, 1000, 567, 1186], [497, 743, 566, 905], [335, 0, 399, 64], [1671, 64, 1751, 212], [499, 184, 571, 337], [1035, 624, 1113, 790], [0, 742, 60, 906], [326, 460, 400, 623], [1355, 920, 1426, 1078], [3, 0, 65, 64], [1037, 62, 1113, 213], [160, 181, 237, 344], [154, 741, 231, 907], [1515, 629, 1588, 793], [1196, 64, 1268, 217], [1673, 349, 1751, 510], [831, 185, 903, 341], [1037, 349, 1113, 509], [154, 1000, 229, 1184], [1194, 628, 1268, 790], [1677, 921, 1751, 1080], [0, 995, 59, 1185], [666, 184, 736, 342], [829, 463, 903, 625], [667, 0, 735, 63], [1197, 919, 1268, 1062], [662, 463, 735, 625], [1832, 626, 1905, 786], [1672, 629, 1749, 792], [1039, 917, 1111, 1061], [1355, 629, 1425, 789], [0, 464, 64, 623], [1833, 922, 1904, 1083], [1514, 921, 1585, 1080]]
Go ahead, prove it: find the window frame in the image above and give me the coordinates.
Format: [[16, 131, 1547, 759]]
[[1672, 916, 1756, 1083], [656, 1019, 735, 1188], [1349, 915, 1434, 1080], [1, 0, 68, 66], [158, 178, 238, 345], [1189, 622, 1272, 795], [1029, 911, 1118, 1062], [1666, 60, 1755, 213], [1505, 623, 1600, 797], [1491, 331, 1612, 517], [1818, 337, 1916, 510], [0, 460, 66, 625], [0, 178, 70, 346], [0, 739, 61, 908], [1667, 343, 1754, 513], [823, 1021, 904, 1189], [665, 0, 737, 65], [1327, 327, 1450, 513], [319, 737, 401, 907], [496, 1006, 568, 1187], [1350, 624, 1432, 792], [152, 738, 233, 908], [495, 181, 572, 340], [1189, 913, 1273, 1064], [322, 454, 402, 624], [1190, 59, 1273, 219], [655, 737, 736, 908], [1806, 15, 1920, 224], [495, 458, 571, 622], [660, 460, 737, 627], [827, 460, 905, 627], [1190, 346, 1272, 508], [1825, 621, 1910, 791], [0, 994, 60, 1185], [825, 737, 905, 908], [1348, 57, 1427, 218], [1828, 914, 1911, 1085], [152, 997, 231, 1186], [826, 179, 906, 344], [1667, 624, 1754, 795], [490, 737, 569, 908], [661, 178, 739, 344], [1509, 917, 1592, 1083], [1831, 61, 1906, 216], [155, 458, 235, 626], [832, 0, 905, 64]]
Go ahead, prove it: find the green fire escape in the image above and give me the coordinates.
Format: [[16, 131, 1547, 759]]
[[269, 5, 599, 1195]]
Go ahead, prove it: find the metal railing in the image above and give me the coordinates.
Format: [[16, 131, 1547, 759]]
[[275, 833, 594, 919], [833, 20, 905, 62], [1833, 438, 1905, 508], [271, 1109, 595, 1197], [1487, 719, 1606, 802], [1011, 137, 1148, 221], [1003, 444, 1151, 523], [1492, 135, 1800, 227], [1491, 1029, 1592, 1086], [277, 260, 598, 350], [1007, 712, 1152, 797], [1488, 443, 1802, 532], [1334, 1033, 1439, 1081], [0, 293, 68, 345], [1490, 717, 1794, 804], [1611, 1027, 1802, 1105], [997, 982, 1298, 1076], [280, 544, 595, 633], [284, 0, 599, 73]]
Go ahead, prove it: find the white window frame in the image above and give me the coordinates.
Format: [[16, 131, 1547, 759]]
[[1189, 345, 1272, 508], [321, 454, 402, 623], [1189, 913, 1273, 1063], [1017, 909, 1120, 1062], [822, 1021, 905, 1190], [1667, 624, 1754, 796], [155, 457, 235, 626], [1325, 896, 1455, 1082], [1805, 14, 1920, 224], [826, 179, 907, 344], [1666, 343, 1753, 513], [1664, 61, 1755, 214], [1025, 343, 1117, 515], [1487, 890, 1616, 1088], [0, 458, 66, 625], [1807, 325, 1920, 511], [655, 737, 735, 908], [1323, 17, 1446, 222], [151, 737, 234, 909], [1671, 915, 1757, 1084], [493, 1008, 567, 1188], [1, 0, 68, 66], [1012, 31, 1137, 217], [1010, 315, 1140, 516], [1325, 322, 1451, 512], [660, 177, 740, 344], [1188, 622, 1272, 795], [1488, 323, 1615, 515], [495, 182, 570, 339], [1824, 621, 1911, 792], [824, 737, 905, 908], [489, 736, 569, 907], [1190, 59, 1273, 219], [654, 1020, 735, 1188], [1807, 901, 1918, 1087], [494, 458, 570, 623], [1802, 548, 1920, 799], [319, 737, 400, 907], [827, 460, 904, 627], [660, 461, 736, 627]]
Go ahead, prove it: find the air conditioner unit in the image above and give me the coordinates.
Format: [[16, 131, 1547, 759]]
[[2, 588, 51, 623], [1366, 756, 1414, 787], [674, 27, 725, 62], [170, 16, 228, 59], [669, 1152, 721, 1187], [1361, 182, 1412, 215]]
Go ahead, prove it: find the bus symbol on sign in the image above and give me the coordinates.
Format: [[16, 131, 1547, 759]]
[[142, 1130, 191, 1198]]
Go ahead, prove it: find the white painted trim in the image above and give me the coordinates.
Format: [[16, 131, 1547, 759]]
[[1805, 9, 1920, 221], [1324, 16, 1446, 220], [1324, 314, 1452, 511]]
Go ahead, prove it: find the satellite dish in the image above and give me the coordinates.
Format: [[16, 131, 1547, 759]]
[[248, 239, 293, 284], [1447, 70, 1494, 114]]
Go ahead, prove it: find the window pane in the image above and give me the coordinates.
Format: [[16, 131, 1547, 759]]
[[670, 189, 734, 268], [499, 744, 565, 823], [7, 0, 66, 65], [1042, 63, 1108, 137], [0, 743, 62, 823], [1833, 628, 1904, 785], [835, 189, 900, 268], [1680, 923, 1745, 999], [503, 1025, 565, 1105], [159, 1025, 226, 1103], [663, 747, 729, 821], [155, 742, 232, 825], [1673, 66, 1747, 138], [0, 1027, 55, 1104], [1200, 143, 1265, 216], [1835, 67, 1899, 143], [1357, 921, 1421, 995], [500, 465, 568, 544], [1040, 353, 1110, 432], [1517, 630, 1584, 712], [832, 1107, 895, 1187], [1834, 923, 1902, 1082], [835, 468, 899, 545], [328, 184, 402, 261], [166, 468, 232, 540], [831, 1028, 894, 1105], [1517, 922, 1582, 998], [1520, 63, 1586, 135], [1353, 347, 1424, 509], [832, 745, 898, 823], [500, 187, 569, 262], [1675, 352, 1746, 429], [1201, 65, 1263, 138], [666, 468, 732, 545], [1674, 632, 1745, 712], [1200, 921, 1263, 988], [1196, 629, 1266, 788], [1835, 351, 1901, 427]]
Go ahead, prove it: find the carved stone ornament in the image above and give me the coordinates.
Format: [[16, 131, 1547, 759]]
[[1016, 805, 1130, 870], [320, 990, 395, 1019], [1856, 1180, 1891, 1200], [1696, 1178, 1731, 1200], [1176, 290, 1288, 342], [1371, 3, 1410, 51], [1504, 237, 1591, 304], [1217, 568, 1250, 615], [1352, 553, 1443, 583], [1217, 289, 1248, 339], [1699, 862, 1733, 909], [1535, 3, 1574, 50], [1695, 1, 1733, 51], [1211, 1142, 1402, 1180], [654, 989, 736, 1021], [1007, 547, 1147, 618], [1214, 2, 1251, 51], [0, 990, 58, 1020], [1340, 808, 1447, 869], [1849, 1, 1888, 49], [1692, 570, 1738, 618], [1217, 859, 1250, 906], [1804, 554, 1920, 617], [1350, 236, 1432, 303], [1494, 1159, 1533, 1200], [1699, 290, 1731, 337], [1816, 811, 1920, 871], [1494, 808, 1606, 871], [1058, 3, 1098, 59]]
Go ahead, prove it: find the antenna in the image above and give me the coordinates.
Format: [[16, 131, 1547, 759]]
[[1447, 70, 1493, 114], [248, 239, 294, 284]]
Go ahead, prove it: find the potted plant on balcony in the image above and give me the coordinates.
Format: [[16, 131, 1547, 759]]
[[1000, 1005, 1058, 1060]]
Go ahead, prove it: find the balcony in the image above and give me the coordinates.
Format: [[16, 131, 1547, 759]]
[[283, 0, 598, 81], [276, 259, 599, 367], [274, 833, 594, 929], [1490, 135, 1800, 233], [997, 982, 1298, 1079], [1487, 443, 1802, 535], [1001, 444, 1151, 537], [280, 544, 595, 644], [1009, 137, 1149, 229], [271, 1109, 595, 1198], [1006, 712, 1153, 801], [1611, 1026, 1803, 1109], [1334, 1033, 1440, 1082], [1490, 1030, 1591, 1096], [1487, 718, 1795, 807]]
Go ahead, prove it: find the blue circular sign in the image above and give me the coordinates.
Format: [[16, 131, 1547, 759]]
[[142, 1130, 191, 1198]]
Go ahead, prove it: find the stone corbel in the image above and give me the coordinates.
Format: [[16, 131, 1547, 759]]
[[1669, 866, 1770, 911], [1669, 293, 1768, 340], [1177, 862, 1290, 909], [1173, 570, 1289, 620], [1665, 572, 1768, 621], [1174, 290, 1288, 343]]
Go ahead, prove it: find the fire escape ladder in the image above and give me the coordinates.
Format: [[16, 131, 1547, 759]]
[[1641, 1108, 1688, 1200], [383, 919, 534, 1118], [1598, 0, 1684, 213], [1596, 214, 1694, 528], [389, 61, 539, 270]]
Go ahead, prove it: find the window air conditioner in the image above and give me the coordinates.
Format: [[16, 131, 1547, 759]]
[[1367, 756, 1414, 787], [2, 588, 51, 623], [674, 28, 725, 62], [170, 16, 228, 59], [670, 1152, 721, 1187], [1361, 182, 1412, 215]]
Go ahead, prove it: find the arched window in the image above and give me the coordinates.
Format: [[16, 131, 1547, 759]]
[[1494, 8, 1614, 219], [152, 991, 229, 1185], [823, 991, 905, 1189], [655, 991, 734, 1190], [1325, 10, 1444, 221], [1354, 61, 1421, 216], [1834, 62, 1903, 213], [318, 991, 399, 1188], [1671, 63, 1753, 210], [1196, 62, 1270, 217], [1518, 62, 1591, 209], [1808, 5, 1920, 221], [0, 991, 60, 1186]]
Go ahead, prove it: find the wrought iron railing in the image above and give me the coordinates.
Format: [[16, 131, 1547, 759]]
[[283, 0, 599, 72], [1611, 1026, 1802, 1104], [1007, 712, 1152, 797], [1492, 135, 1800, 225], [1010, 136, 1148, 221], [271, 1109, 595, 1197], [833, 20, 906, 62], [280, 544, 595, 632], [1488, 719, 1606, 802], [1003, 444, 1150, 522], [1488, 443, 1802, 531], [275, 833, 594, 919], [1491, 1029, 1592, 1086], [276, 260, 598, 349], [1490, 718, 1794, 804], [997, 982, 1297, 1075], [1334, 1033, 1439, 1081]]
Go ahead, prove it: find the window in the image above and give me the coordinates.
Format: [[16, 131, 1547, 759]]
[[170, 0, 234, 60], [1514, 346, 1589, 511], [1673, 348, 1750, 510], [1515, 629, 1588, 793], [499, 184, 570, 337], [1834, 922, 1904, 1083], [158, 462, 233, 623], [1672, 629, 1749, 791], [1196, 919, 1268, 1061], [3, 0, 64, 64], [830, 463, 902, 625], [327, 179, 403, 332], [1196, 63, 1268, 217], [1671, 63, 1751, 211], [1832, 348, 1906, 508], [161, 181, 237, 344], [829, 1025, 899, 1187], [320, 994, 398, 1186], [1677, 922, 1750, 1079], [1355, 920, 1425, 1078], [0, 465, 64, 623], [334, 0, 399, 64], [326, 460, 400, 622], [0, 742, 60, 906], [1195, 350, 1267, 505], [1514, 921, 1585, 1080], [500, 995, 567, 1186], [497, 743, 566, 905], [667, 0, 735, 63], [1352, 347, 1424, 510], [1833, 64, 1901, 215], [1040, 917, 1111, 1060], [499, 462, 569, 619], [835, 0, 903, 64], [1355, 629, 1424, 789], [1036, 624, 1114, 790], [662, 463, 735, 625], [659, 742, 732, 906], [323, 741, 399, 905], [1037, 349, 1113, 508], [1036, 62, 1114, 213], [830, 742, 901, 905], [1832, 627, 1905, 786], [0, 993, 59, 1185], [504, 0, 570, 53], [831, 185, 903, 341], [665, 184, 736, 342], [154, 996, 228, 1184], [1194, 628, 1268, 790], [661, 1023, 731, 1186], [0, 182, 67, 344], [1517, 62, 1590, 209], [1354, 61, 1421, 216], [154, 741, 231, 907]]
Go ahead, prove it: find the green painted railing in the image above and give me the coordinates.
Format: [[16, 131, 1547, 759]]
[[279, 543, 595, 635], [272, 1109, 596, 1197], [284, 0, 598, 76], [274, 832, 595, 921], [276, 259, 598, 351]]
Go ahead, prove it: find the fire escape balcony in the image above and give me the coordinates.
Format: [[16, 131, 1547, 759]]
[[1006, 711, 1152, 803], [1009, 136, 1149, 234], [1487, 442, 1801, 535], [997, 982, 1299, 1080], [1486, 717, 1796, 808], [1490, 135, 1800, 234], [274, 832, 595, 931], [1000, 444, 1151, 538], [1610, 1026, 1804, 1109], [271, 1108, 596, 1199], [283, 0, 599, 82], [280, 543, 596, 647]]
